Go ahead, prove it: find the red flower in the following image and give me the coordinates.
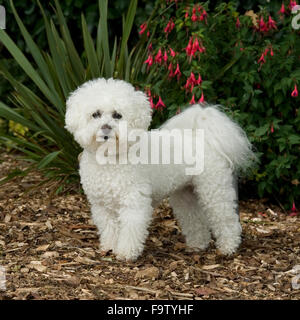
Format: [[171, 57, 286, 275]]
[[196, 74, 202, 85], [236, 17, 241, 29], [192, 38, 201, 52], [191, 7, 197, 22], [148, 43, 153, 51], [144, 54, 153, 67], [154, 48, 163, 64], [185, 7, 189, 19], [149, 96, 155, 109], [155, 96, 166, 109], [164, 19, 175, 35], [163, 50, 168, 63], [258, 53, 266, 64], [189, 94, 196, 104], [169, 47, 176, 57], [198, 91, 205, 103], [259, 16, 268, 32], [267, 15, 277, 30], [289, 0, 298, 10], [185, 37, 193, 57], [290, 202, 298, 216], [139, 22, 147, 35], [270, 124, 274, 133], [168, 63, 174, 79], [279, 3, 285, 15], [184, 72, 199, 93], [200, 9, 208, 24], [270, 47, 274, 56], [174, 63, 181, 81], [291, 84, 298, 97]]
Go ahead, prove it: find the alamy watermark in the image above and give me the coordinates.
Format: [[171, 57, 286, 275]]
[[292, 5, 300, 30], [95, 122, 205, 176], [0, 5, 5, 29], [0, 266, 6, 291]]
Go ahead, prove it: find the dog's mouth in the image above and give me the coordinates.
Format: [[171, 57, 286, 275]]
[[95, 133, 118, 143]]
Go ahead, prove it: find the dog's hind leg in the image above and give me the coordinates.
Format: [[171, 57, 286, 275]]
[[192, 162, 242, 255], [169, 187, 211, 251]]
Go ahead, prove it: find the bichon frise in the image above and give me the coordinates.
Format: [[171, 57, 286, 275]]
[[65, 78, 256, 261]]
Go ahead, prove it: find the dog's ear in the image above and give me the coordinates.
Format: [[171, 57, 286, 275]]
[[65, 92, 95, 148], [65, 94, 81, 135], [132, 91, 152, 130]]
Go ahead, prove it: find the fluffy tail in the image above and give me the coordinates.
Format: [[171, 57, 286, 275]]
[[160, 104, 257, 173]]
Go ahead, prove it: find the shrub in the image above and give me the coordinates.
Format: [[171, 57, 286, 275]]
[[0, 0, 146, 190], [137, 0, 300, 208]]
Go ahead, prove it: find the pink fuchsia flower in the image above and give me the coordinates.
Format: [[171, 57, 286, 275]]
[[258, 52, 266, 64], [291, 84, 298, 97], [139, 22, 147, 35], [279, 3, 285, 15], [184, 72, 196, 93], [185, 72, 203, 93], [198, 91, 205, 103], [270, 124, 274, 133], [169, 47, 176, 57], [289, 0, 298, 10], [154, 48, 163, 64], [148, 43, 153, 51], [174, 63, 181, 81], [168, 63, 174, 79], [144, 54, 153, 68], [270, 47, 274, 56], [149, 96, 155, 109], [189, 72, 196, 83], [191, 7, 198, 22], [185, 37, 193, 56], [189, 94, 196, 104], [200, 9, 208, 24], [199, 45, 206, 53], [192, 38, 201, 52], [163, 50, 168, 63], [290, 202, 298, 216], [184, 7, 189, 19], [259, 16, 268, 32], [236, 17, 241, 29], [164, 19, 175, 35], [196, 74, 202, 85], [267, 15, 277, 30], [155, 96, 166, 109]]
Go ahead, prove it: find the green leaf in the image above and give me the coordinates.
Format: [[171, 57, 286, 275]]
[[38, 151, 61, 169]]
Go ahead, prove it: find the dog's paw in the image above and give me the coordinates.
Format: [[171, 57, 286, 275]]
[[114, 241, 143, 262], [215, 236, 241, 255]]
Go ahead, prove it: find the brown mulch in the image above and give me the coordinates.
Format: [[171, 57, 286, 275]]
[[0, 153, 299, 300]]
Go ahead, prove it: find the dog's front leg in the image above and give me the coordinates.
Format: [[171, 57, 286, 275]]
[[91, 204, 119, 252], [114, 187, 153, 261]]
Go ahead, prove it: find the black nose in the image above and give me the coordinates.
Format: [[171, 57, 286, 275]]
[[101, 124, 112, 130]]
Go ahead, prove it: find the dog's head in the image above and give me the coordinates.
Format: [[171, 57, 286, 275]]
[[65, 78, 152, 150]]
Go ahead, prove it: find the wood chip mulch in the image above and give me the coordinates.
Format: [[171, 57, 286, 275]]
[[0, 153, 299, 300]]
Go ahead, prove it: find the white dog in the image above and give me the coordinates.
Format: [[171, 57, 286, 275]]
[[65, 78, 256, 261]]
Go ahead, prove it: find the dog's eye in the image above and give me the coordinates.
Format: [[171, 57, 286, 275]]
[[92, 110, 102, 119], [112, 111, 122, 120]]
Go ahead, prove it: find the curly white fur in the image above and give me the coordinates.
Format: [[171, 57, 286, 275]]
[[65, 78, 256, 261]]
